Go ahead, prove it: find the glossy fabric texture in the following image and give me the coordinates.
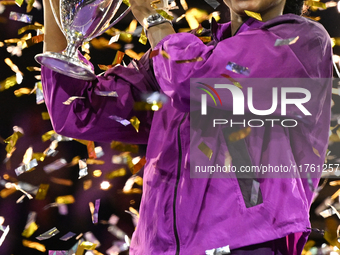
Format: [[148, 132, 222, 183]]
[[41, 14, 333, 255]]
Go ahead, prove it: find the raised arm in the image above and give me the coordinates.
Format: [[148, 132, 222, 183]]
[[42, 0, 67, 52]]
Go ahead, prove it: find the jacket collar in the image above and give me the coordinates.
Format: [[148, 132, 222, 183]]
[[210, 16, 264, 42]]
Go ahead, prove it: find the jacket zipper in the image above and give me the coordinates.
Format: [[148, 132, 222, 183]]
[[173, 112, 188, 255]]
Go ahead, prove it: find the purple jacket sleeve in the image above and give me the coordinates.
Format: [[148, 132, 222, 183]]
[[41, 50, 159, 144], [152, 25, 332, 123]]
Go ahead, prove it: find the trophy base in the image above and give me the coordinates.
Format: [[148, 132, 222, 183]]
[[35, 52, 96, 80]]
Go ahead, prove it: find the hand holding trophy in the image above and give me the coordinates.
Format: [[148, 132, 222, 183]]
[[35, 0, 130, 80]]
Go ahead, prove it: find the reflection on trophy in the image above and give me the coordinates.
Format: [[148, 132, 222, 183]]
[[35, 0, 130, 80]]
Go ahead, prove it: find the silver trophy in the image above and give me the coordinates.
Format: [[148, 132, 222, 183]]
[[35, 0, 130, 80]]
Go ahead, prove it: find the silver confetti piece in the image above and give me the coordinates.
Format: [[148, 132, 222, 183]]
[[204, 0, 220, 9], [109, 115, 131, 126], [92, 199, 100, 224], [9, 11, 33, 23], [108, 225, 127, 240], [48, 251, 68, 255], [36, 227, 59, 240], [15, 158, 38, 176], [226, 61, 250, 76], [0, 225, 10, 247], [24, 212, 37, 229], [43, 158, 67, 173], [94, 90, 118, 97], [205, 245, 230, 255], [78, 159, 88, 179], [274, 36, 299, 46], [36, 85, 44, 104], [84, 231, 101, 247], [60, 231, 76, 241], [250, 180, 260, 206]]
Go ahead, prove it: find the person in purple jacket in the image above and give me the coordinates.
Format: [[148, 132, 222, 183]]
[[40, 0, 333, 253]]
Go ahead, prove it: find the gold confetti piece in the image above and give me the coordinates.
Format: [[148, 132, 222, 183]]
[[175, 56, 203, 64], [122, 0, 130, 6], [4, 127, 23, 154], [127, 19, 138, 33], [330, 180, 340, 186], [313, 147, 321, 157], [110, 141, 139, 153], [62, 96, 85, 105], [134, 176, 143, 186], [22, 222, 38, 238], [83, 53, 91, 61], [220, 74, 242, 88], [244, 10, 262, 21], [0, 185, 16, 198], [129, 156, 146, 175], [139, 29, 147, 45], [176, 14, 186, 22], [25, 0, 34, 12], [133, 101, 163, 111], [228, 127, 252, 142], [130, 116, 140, 132], [50, 177, 73, 186], [83, 179, 92, 190], [0, 0, 16, 4], [305, 0, 327, 9], [4, 58, 23, 75], [55, 195, 75, 204], [42, 130, 56, 142], [198, 36, 211, 43], [155, 9, 174, 20], [21, 34, 44, 49], [22, 240, 46, 252], [0, 75, 18, 91], [120, 188, 142, 194], [4, 38, 21, 44], [98, 64, 113, 71], [106, 168, 126, 179], [41, 112, 50, 120], [35, 184, 49, 200], [149, 49, 170, 59], [15, 0, 23, 6], [14, 87, 31, 97], [112, 50, 125, 66], [125, 49, 144, 60], [22, 146, 33, 164], [180, 0, 188, 10], [208, 11, 220, 22], [18, 24, 43, 34], [80, 241, 97, 250], [93, 170, 102, 177], [89, 199, 100, 223], [86, 159, 104, 165], [87, 141, 96, 159], [198, 141, 213, 160], [31, 152, 46, 161]]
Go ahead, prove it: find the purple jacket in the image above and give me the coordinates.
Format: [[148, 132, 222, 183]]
[[41, 14, 332, 255]]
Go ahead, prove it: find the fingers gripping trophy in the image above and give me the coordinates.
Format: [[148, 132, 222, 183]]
[[35, 0, 130, 80]]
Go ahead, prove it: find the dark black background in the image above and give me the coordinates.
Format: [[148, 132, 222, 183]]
[[0, 0, 340, 254]]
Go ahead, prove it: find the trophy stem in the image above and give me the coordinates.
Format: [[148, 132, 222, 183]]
[[63, 44, 78, 59]]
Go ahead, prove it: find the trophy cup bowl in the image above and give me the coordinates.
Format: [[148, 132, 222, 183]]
[[35, 0, 130, 80]]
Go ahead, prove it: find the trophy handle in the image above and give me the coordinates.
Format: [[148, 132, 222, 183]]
[[87, 5, 131, 40]]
